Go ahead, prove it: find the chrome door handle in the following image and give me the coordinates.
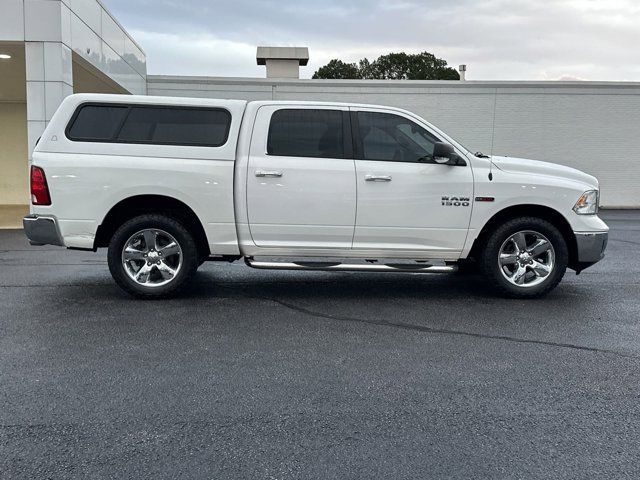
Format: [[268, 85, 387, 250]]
[[255, 170, 283, 178], [365, 175, 392, 182]]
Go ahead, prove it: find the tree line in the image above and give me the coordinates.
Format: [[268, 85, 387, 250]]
[[312, 52, 460, 80]]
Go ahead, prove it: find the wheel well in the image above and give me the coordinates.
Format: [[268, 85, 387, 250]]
[[469, 204, 578, 268], [94, 195, 210, 258]]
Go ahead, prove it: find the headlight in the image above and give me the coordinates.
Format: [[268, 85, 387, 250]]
[[573, 190, 599, 215]]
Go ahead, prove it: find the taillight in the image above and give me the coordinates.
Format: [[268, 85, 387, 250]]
[[30, 166, 51, 205]]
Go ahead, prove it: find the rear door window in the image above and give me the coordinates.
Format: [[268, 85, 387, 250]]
[[267, 109, 346, 159]]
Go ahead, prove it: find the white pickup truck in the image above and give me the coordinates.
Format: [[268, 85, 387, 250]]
[[24, 93, 608, 298]]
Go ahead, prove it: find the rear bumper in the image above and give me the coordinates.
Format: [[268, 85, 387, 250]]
[[23, 215, 64, 246], [573, 231, 608, 272]]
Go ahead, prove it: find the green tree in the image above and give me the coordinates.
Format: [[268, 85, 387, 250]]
[[313, 51, 460, 80], [312, 59, 361, 79], [358, 58, 375, 79]]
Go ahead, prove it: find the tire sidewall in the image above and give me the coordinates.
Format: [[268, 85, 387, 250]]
[[107, 214, 198, 298], [481, 217, 568, 298]]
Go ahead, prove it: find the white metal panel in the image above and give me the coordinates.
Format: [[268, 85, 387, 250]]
[[26, 81, 45, 120], [33, 94, 247, 253], [246, 104, 356, 249], [353, 160, 473, 254], [460, 154, 608, 258], [25, 43, 45, 81], [60, 3, 72, 47], [351, 106, 474, 255], [43, 42, 72, 85], [24, 0, 63, 42], [38, 94, 246, 161], [44, 81, 73, 120], [0, 0, 25, 40], [32, 151, 238, 252]]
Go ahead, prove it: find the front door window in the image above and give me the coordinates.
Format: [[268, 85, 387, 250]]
[[358, 111, 440, 163]]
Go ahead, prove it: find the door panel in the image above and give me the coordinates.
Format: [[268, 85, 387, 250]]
[[353, 160, 472, 252], [247, 105, 356, 249], [352, 108, 473, 255]]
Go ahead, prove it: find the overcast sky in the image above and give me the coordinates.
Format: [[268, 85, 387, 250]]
[[104, 0, 640, 81]]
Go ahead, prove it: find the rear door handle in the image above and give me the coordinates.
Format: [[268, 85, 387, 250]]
[[255, 170, 283, 178], [365, 175, 392, 182]]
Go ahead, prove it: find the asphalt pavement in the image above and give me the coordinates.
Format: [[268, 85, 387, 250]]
[[1, 210, 639, 479]]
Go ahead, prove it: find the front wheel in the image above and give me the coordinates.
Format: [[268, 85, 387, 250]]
[[107, 214, 198, 298], [479, 217, 568, 298]]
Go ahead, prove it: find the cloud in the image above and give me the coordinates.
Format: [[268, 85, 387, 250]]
[[130, 31, 263, 77], [542, 73, 588, 81], [103, 0, 640, 80]]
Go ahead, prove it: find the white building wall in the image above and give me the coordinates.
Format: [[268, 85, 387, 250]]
[[1, 0, 147, 159], [11, 0, 147, 95], [148, 77, 640, 207], [147, 76, 274, 101], [0, 0, 147, 224], [18, 0, 147, 95]]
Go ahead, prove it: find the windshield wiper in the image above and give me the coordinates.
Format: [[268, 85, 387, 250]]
[[474, 151, 490, 158]]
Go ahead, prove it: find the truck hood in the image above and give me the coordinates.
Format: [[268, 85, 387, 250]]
[[491, 156, 598, 189]]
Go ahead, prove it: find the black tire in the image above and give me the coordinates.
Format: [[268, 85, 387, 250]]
[[479, 216, 568, 298], [107, 214, 198, 298]]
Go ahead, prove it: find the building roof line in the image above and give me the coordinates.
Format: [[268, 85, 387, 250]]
[[146, 75, 640, 89]]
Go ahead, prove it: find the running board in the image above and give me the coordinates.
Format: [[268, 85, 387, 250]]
[[244, 257, 457, 274]]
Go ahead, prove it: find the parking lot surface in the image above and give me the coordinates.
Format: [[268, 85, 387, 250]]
[[1, 210, 639, 479]]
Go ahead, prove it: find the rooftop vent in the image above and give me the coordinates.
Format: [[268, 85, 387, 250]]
[[459, 64, 467, 81], [256, 46, 309, 79]]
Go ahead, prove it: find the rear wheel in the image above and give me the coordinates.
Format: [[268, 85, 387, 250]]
[[107, 214, 198, 298], [479, 217, 568, 298]]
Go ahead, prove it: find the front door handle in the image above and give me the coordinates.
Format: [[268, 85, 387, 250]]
[[365, 175, 392, 182], [255, 170, 283, 178]]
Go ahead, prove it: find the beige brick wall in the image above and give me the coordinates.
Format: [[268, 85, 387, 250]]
[[0, 103, 28, 227]]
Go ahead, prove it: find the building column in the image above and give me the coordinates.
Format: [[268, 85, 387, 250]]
[[25, 41, 73, 160]]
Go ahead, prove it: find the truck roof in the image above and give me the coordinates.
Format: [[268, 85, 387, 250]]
[[63, 93, 399, 113]]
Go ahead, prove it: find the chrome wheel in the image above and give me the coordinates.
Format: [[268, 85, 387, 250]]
[[498, 230, 555, 288], [121, 228, 183, 288]]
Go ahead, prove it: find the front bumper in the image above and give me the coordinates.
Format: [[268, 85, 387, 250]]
[[23, 215, 64, 246], [573, 231, 608, 272]]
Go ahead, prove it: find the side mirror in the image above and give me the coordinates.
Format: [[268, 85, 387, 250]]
[[432, 142, 466, 166]]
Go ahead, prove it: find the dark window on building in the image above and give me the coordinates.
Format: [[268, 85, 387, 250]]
[[357, 111, 440, 162], [267, 109, 344, 158], [66, 104, 231, 147], [66, 105, 128, 141]]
